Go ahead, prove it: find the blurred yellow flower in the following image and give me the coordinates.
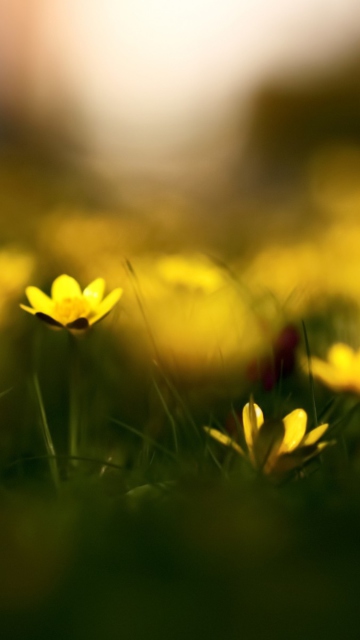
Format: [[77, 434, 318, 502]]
[[122, 254, 266, 387], [155, 254, 224, 294], [0, 248, 35, 327], [20, 274, 122, 330], [309, 343, 360, 394], [205, 398, 330, 477]]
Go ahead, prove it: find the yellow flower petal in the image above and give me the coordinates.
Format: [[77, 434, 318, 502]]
[[242, 400, 264, 452], [89, 288, 122, 325], [310, 357, 357, 392], [51, 275, 82, 301], [83, 278, 105, 311], [279, 409, 307, 454], [19, 303, 37, 315], [310, 358, 338, 382], [302, 423, 329, 446], [22, 276, 122, 331], [314, 442, 331, 454], [304, 343, 360, 394], [203, 427, 244, 456], [25, 286, 54, 315], [328, 343, 354, 369]]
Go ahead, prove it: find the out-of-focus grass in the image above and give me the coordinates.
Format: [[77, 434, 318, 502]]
[[2, 472, 360, 640]]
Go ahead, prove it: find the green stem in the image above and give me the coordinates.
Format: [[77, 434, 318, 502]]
[[33, 373, 60, 489], [68, 333, 81, 465], [301, 320, 318, 427]]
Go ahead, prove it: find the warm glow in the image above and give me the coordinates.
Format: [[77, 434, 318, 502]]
[[309, 343, 360, 394], [2, 0, 360, 165]]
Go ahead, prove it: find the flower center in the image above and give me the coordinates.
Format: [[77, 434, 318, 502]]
[[54, 297, 90, 325]]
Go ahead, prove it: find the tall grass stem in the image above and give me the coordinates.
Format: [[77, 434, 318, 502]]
[[33, 373, 60, 489]]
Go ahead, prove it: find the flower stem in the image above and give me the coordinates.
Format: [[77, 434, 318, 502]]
[[33, 373, 60, 489], [68, 333, 81, 466]]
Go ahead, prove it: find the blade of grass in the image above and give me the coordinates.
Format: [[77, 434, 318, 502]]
[[273, 357, 284, 417], [0, 388, 12, 400], [6, 454, 125, 474], [68, 332, 81, 464], [125, 259, 161, 364], [230, 406, 244, 442], [109, 417, 178, 461], [317, 396, 338, 423], [329, 400, 360, 434], [210, 414, 228, 431], [203, 425, 235, 476], [302, 320, 318, 427], [204, 443, 228, 477], [152, 377, 178, 453], [33, 373, 60, 489], [153, 363, 202, 442]]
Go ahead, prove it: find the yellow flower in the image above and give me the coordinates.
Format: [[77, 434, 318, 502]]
[[308, 343, 360, 394], [155, 254, 224, 294], [204, 398, 330, 477], [20, 274, 122, 330]]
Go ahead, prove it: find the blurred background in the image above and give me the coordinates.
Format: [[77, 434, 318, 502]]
[[2, 0, 360, 197]]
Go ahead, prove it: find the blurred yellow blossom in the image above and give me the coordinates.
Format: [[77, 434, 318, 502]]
[[0, 247, 35, 326], [20, 274, 122, 330], [122, 254, 268, 387], [308, 343, 360, 394], [205, 398, 330, 477], [244, 242, 324, 316], [243, 221, 360, 313], [155, 254, 224, 294]]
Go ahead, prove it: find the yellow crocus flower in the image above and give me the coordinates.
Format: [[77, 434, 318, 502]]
[[309, 343, 360, 394], [205, 398, 330, 477], [20, 274, 122, 330]]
